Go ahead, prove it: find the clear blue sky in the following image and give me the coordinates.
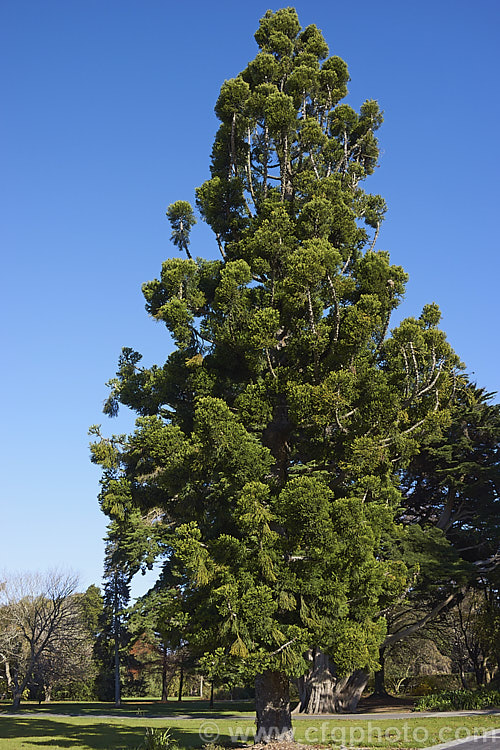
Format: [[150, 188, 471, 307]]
[[1, 0, 498, 598]]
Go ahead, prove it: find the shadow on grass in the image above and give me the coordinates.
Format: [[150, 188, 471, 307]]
[[0, 699, 255, 719], [0, 718, 143, 749], [0, 717, 224, 749]]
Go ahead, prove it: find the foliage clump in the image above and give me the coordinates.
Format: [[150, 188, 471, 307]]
[[414, 689, 500, 712]]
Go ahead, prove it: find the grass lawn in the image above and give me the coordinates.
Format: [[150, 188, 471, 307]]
[[0, 711, 499, 749], [0, 699, 255, 719]]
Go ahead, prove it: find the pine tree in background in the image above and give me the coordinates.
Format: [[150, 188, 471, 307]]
[[91, 8, 466, 738], [93, 527, 132, 705]]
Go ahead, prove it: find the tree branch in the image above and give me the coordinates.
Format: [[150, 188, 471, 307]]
[[383, 592, 457, 647]]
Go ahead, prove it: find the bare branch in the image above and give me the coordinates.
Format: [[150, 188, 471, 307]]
[[326, 273, 340, 342], [265, 349, 277, 379], [306, 287, 317, 335], [383, 592, 457, 647], [269, 637, 298, 657], [335, 409, 348, 434], [369, 221, 380, 252], [215, 234, 226, 260]]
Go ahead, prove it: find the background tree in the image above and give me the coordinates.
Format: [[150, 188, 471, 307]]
[[90, 429, 159, 703], [198, 648, 248, 707], [368, 385, 500, 697], [128, 586, 190, 702], [445, 584, 500, 687], [92, 7, 464, 738], [79, 584, 103, 640], [0, 571, 79, 710], [30, 609, 94, 703], [475, 572, 500, 683], [94, 523, 138, 705], [381, 634, 453, 695], [41, 584, 104, 701]]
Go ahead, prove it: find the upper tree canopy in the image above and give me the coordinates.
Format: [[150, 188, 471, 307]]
[[92, 7, 463, 691]]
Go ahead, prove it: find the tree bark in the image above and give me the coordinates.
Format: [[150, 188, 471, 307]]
[[161, 648, 169, 703], [11, 668, 28, 711], [255, 670, 293, 743], [373, 648, 389, 697], [114, 614, 121, 707], [3, 659, 12, 690], [12, 691, 22, 711], [294, 651, 368, 714], [262, 401, 292, 484], [177, 663, 184, 702], [459, 661, 468, 689], [474, 659, 486, 688]]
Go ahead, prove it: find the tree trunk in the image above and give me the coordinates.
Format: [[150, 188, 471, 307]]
[[177, 663, 184, 702], [373, 648, 389, 697], [255, 670, 293, 743], [114, 608, 121, 707], [12, 692, 22, 711], [294, 651, 368, 713], [4, 660, 12, 690], [209, 680, 214, 708], [44, 684, 52, 703], [459, 661, 468, 689], [11, 669, 27, 711], [161, 648, 169, 703], [199, 675, 204, 699], [474, 659, 486, 688]]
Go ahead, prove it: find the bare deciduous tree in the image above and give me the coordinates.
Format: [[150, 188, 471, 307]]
[[0, 570, 81, 709]]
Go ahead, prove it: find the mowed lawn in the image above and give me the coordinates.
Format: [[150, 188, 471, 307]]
[[0, 699, 256, 718], [0, 702, 500, 750]]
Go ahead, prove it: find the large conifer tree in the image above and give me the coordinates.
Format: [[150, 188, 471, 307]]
[[92, 8, 462, 739]]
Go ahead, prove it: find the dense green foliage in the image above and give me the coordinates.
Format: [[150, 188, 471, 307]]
[[414, 688, 500, 712], [91, 7, 466, 713], [401, 385, 500, 559], [378, 388, 500, 692]]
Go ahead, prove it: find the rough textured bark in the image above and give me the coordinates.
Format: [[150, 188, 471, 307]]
[[255, 670, 293, 743], [294, 652, 369, 714]]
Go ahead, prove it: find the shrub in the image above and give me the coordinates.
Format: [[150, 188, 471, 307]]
[[408, 674, 464, 695], [414, 689, 500, 711], [136, 727, 179, 750]]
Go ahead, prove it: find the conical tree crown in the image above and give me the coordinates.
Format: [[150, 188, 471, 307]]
[[92, 8, 462, 679]]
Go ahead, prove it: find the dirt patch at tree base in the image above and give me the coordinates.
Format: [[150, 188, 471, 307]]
[[357, 693, 416, 713]]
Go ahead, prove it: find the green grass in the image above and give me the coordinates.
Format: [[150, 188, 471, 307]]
[[0, 699, 255, 718], [292, 715, 500, 748], [0, 712, 499, 749]]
